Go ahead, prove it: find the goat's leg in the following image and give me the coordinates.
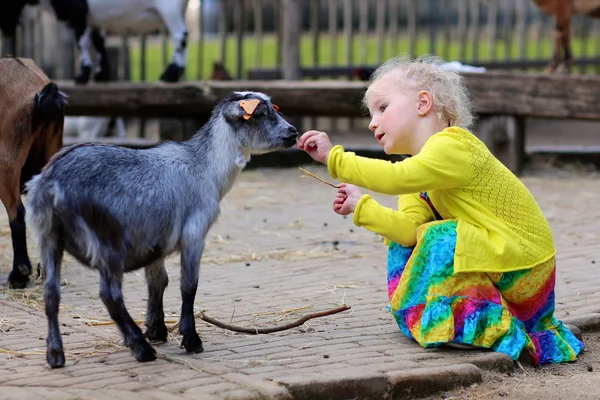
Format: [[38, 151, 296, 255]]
[[546, 3, 572, 73], [155, 2, 188, 82], [99, 263, 156, 362], [41, 235, 65, 368], [547, 22, 564, 73], [144, 258, 169, 342], [2, 174, 33, 288], [560, 17, 573, 73], [90, 29, 111, 82], [74, 27, 94, 84], [179, 235, 205, 353]]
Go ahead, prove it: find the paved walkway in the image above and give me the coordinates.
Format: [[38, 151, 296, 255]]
[[1, 162, 600, 400]]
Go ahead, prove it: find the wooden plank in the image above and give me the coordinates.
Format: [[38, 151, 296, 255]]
[[343, 0, 353, 65], [197, 0, 205, 78], [311, 0, 320, 66], [375, 0, 385, 62], [406, 0, 417, 58], [388, 0, 399, 57], [219, 0, 228, 63], [55, 71, 600, 121], [328, 0, 338, 65], [234, 0, 244, 79], [469, 0, 480, 62], [487, 0, 498, 61], [253, 0, 263, 68], [359, 0, 368, 64], [281, 0, 301, 80]]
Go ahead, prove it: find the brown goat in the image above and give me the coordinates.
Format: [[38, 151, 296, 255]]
[[532, 0, 600, 72], [0, 57, 66, 288]]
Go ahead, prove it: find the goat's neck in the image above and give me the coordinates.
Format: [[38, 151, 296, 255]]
[[188, 119, 248, 199]]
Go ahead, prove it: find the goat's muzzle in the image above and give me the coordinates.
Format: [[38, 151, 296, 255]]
[[283, 126, 299, 147]]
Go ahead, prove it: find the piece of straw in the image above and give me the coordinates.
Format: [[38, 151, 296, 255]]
[[298, 167, 338, 188]]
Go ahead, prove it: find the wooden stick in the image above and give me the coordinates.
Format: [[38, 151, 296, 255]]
[[168, 305, 351, 334], [298, 167, 339, 188]]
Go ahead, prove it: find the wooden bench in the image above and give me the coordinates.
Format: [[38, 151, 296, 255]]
[[57, 71, 600, 175]]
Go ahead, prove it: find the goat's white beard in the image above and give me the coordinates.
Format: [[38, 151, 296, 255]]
[[235, 153, 251, 168]]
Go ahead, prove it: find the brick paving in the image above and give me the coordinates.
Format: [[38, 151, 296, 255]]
[[1, 162, 600, 399]]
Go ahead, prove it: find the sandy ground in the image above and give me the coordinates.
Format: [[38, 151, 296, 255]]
[[424, 333, 600, 400]]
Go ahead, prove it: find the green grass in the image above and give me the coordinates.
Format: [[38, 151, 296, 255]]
[[128, 33, 600, 82]]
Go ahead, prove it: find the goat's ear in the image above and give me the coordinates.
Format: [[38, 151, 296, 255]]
[[239, 99, 261, 120]]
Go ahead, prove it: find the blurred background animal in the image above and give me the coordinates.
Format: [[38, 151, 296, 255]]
[[0, 57, 66, 289], [531, 0, 600, 72]]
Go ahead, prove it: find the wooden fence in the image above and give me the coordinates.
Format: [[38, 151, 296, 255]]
[[56, 70, 600, 174], [4, 0, 600, 82], [3, 0, 600, 145]]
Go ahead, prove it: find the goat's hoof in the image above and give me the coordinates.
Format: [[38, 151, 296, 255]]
[[94, 69, 111, 82], [47, 348, 65, 368], [8, 267, 30, 289], [145, 323, 168, 342], [159, 64, 185, 83], [134, 340, 157, 362], [74, 66, 92, 85], [182, 333, 203, 354]]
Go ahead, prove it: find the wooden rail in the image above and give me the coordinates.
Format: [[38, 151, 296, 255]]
[[58, 71, 600, 120], [56, 71, 600, 174]]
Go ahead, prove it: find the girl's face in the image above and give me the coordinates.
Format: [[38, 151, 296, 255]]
[[366, 75, 421, 155]]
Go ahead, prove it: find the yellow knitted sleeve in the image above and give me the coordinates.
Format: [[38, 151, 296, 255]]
[[327, 131, 473, 195], [353, 193, 435, 247]]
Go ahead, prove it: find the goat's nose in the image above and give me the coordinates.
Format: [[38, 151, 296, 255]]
[[288, 126, 298, 136]]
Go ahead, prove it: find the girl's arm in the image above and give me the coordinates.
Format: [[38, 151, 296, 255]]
[[328, 131, 474, 195], [354, 193, 435, 247]]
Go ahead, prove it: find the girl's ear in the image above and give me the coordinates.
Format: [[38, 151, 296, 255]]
[[416, 91, 433, 116]]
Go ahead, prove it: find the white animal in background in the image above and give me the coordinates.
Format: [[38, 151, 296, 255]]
[[63, 116, 127, 140], [41, 0, 190, 83]]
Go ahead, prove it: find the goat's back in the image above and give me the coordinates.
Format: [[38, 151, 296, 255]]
[[0, 57, 65, 190], [0, 57, 53, 135], [26, 142, 209, 269], [0, 57, 50, 105]]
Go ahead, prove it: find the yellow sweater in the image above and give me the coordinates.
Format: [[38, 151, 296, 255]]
[[327, 127, 555, 273]]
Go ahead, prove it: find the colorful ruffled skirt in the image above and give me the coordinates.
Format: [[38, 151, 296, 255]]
[[387, 219, 584, 366]]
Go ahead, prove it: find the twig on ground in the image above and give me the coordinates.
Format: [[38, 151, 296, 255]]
[[168, 305, 351, 334]]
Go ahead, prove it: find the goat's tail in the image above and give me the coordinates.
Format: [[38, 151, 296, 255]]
[[32, 82, 67, 133], [25, 173, 59, 245]]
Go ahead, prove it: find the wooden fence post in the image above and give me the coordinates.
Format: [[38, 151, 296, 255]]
[[281, 0, 301, 81], [280, 0, 303, 130]]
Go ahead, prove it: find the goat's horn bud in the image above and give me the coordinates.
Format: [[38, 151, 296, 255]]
[[240, 99, 260, 120]]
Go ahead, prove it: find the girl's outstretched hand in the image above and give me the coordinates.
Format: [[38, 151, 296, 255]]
[[333, 183, 363, 216], [297, 130, 333, 164]]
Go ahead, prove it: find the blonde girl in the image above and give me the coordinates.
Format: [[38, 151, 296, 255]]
[[297, 55, 583, 366]]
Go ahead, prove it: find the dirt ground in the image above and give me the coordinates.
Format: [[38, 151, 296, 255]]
[[426, 331, 600, 400]]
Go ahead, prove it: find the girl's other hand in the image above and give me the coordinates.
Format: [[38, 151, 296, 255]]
[[297, 130, 333, 164], [333, 183, 363, 215]]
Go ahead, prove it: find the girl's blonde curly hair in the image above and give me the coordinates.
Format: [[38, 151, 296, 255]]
[[364, 55, 475, 130]]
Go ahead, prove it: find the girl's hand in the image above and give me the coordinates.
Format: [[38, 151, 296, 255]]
[[297, 130, 333, 165], [333, 183, 363, 216]]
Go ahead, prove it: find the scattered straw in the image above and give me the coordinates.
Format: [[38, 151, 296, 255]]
[[203, 247, 337, 266], [84, 319, 178, 327], [0, 318, 17, 333], [1, 287, 45, 311]]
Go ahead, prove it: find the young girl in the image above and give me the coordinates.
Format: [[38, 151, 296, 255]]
[[297, 55, 583, 366]]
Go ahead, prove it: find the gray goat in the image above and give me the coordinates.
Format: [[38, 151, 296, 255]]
[[25, 91, 298, 368]]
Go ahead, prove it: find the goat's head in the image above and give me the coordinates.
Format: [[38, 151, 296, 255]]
[[218, 91, 298, 154]]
